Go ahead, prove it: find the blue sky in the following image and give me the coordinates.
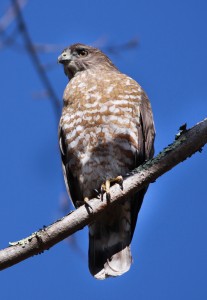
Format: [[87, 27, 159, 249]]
[[0, 0, 207, 299]]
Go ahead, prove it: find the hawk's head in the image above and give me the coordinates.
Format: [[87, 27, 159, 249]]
[[58, 43, 118, 79]]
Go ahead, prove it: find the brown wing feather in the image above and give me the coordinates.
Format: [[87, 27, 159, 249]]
[[130, 90, 155, 239], [59, 125, 83, 207], [139, 92, 155, 160]]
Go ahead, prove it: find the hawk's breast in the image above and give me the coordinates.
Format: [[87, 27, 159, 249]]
[[60, 70, 143, 197]]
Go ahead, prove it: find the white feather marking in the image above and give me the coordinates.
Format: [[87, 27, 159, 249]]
[[108, 98, 139, 105], [78, 82, 86, 88], [79, 174, 84, 184], [88, 85, 97, 92], [100, 105, 108, 113], [102, 115, 118, 123], [109, 99, 128, 105], [62, 123, 71, 130], [101, 116, 130, 127], [62, 115, 71, 122], [106, 86, 114, 93], [90, 92, 102, 101], [126, 94, 141, 99], [94, 115, 100, 121], [75, 111, 84, 118], [84, 101, 99, 108], [109, 105, 120, 113], [76, 117, 82, 124], [76, 125, 84, 132], [125, 79, 131, 85], [80, 152, 91, 166], [62, 116, 82, 130], [123, 95, 130, 99], [84, 115, 92, 122], [117, 94, 141, 99], [131, 94, 141, 99], [66, 125, 82, 141], [95, 127, 101, 134], [119, 107, 133, 113], [68, 135, 81, 149]]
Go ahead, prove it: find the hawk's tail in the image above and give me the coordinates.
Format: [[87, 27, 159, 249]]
[[88, 199, 133, 279]]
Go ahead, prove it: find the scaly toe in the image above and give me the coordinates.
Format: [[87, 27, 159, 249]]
[[76, 197, 93, 211], [83, 197, 93, 210], [101, 179, 111, 201]]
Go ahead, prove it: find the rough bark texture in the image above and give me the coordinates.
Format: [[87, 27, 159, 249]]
[[0, 118, 206, 271]]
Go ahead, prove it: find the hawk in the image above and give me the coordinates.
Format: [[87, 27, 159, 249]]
[[58, 43, 155, 279]]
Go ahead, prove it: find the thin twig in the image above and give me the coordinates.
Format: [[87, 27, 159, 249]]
[[0, 0, 27, 33], [11, 0, 61, 121]]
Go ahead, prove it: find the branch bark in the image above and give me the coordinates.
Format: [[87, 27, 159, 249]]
[[0, 118, 207, 271]]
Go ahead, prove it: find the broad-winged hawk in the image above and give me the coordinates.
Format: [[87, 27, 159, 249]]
[[58, 43, 155, 279]]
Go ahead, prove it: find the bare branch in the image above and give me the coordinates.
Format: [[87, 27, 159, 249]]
[[11, 0, 61, 121], [0, 118, 206, 271], [32, 42, 65, 53], [0, 0, 27, 33]]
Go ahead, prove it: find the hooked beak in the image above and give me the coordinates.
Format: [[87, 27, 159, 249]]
[[58, 51, 72, 64]]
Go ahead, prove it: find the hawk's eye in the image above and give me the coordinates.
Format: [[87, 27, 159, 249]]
[[78, 49, 88, 57]]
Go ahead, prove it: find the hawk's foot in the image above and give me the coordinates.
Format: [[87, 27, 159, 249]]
[[101, 176, 123, 201], [76, 197, 93, 211]]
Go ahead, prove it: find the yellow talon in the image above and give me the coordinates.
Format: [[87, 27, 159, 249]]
[[101, 176, 123, 201], [110, 176, 123, 189]]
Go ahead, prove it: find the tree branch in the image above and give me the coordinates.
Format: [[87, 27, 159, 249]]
[[0, 0, 27, 33], [11, 0, 61, 121], [0, 118, 207, 271]]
